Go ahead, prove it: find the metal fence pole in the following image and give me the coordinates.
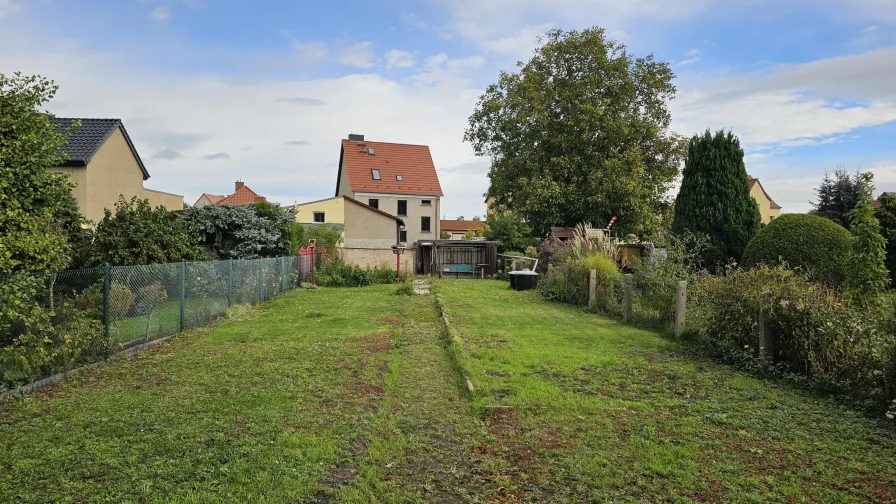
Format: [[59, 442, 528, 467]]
[[103, 263, 110, 347], [257, 261, 263, 303], [179, 259, 186, 332], [227, 258, 233, 307]]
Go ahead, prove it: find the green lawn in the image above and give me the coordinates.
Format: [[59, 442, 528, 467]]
[[437, 279, 896, 503], [2, 280, 895, 503]]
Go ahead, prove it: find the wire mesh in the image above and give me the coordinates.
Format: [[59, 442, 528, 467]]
[[1, 255, 303, 392]]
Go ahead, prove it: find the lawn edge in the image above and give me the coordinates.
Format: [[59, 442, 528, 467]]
[[432, 284, 476, 397]]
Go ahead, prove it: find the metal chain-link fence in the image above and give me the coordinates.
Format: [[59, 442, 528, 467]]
[[1, 255, 309, 392]]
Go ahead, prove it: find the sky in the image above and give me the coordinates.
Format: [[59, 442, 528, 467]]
[[2, 0, 896, 219]]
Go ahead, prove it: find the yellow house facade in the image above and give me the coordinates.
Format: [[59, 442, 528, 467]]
[[748, 176, 782, 224], [49, 118, 183, 223], [292, 196, 346, 226]]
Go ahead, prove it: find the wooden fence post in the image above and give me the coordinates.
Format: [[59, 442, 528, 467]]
[[758, 291, 774, 361], [588, 270, 597, 309], [623, 274, 633, 322], [674, 281, 687, 337]]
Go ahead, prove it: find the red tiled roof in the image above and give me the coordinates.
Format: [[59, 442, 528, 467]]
[[202, 193, 226, 204], [339, 139, 443, 196], [219, 185, 266, 205], [440, 220, 487, 232], [343, 196, 403, 222], [748, 176, 782, 210]]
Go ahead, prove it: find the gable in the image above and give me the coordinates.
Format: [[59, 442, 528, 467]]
[[51, 118, 150, 180], [340, 139, 443, 196]]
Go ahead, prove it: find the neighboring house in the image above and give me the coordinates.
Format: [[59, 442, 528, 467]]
[[292, 196, 346, 226], [872, 192, 894, 209], [192, 181, 267, 207], [748, 176, 782, 224], [335, 134, 443, 247], [441, 219, 487, 240], [193, 193, 226, 208], [49, 118, 184, 223]]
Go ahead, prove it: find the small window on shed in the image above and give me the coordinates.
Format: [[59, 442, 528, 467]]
[[396, 175, 403, 181], [371, 169, 381, 180]]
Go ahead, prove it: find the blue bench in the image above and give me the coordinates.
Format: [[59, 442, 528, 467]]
[[442, 264, 475, 278]]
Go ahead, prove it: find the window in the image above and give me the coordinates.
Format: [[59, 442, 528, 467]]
[[313, 212, 325, 223], [421, 199, 432, 206], [396, 175, 403, 181], [421, 216, 431, 233], [769, 215, 775, 221], [399, 230, 407, 243], [368, 199, 379, 209], [371, 169, 381, 180], [367, 148, 375, 156], [397, 200, 407, 216]]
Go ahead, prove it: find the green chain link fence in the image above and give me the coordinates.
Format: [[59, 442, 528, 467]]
[[1, 255, 309, 393]]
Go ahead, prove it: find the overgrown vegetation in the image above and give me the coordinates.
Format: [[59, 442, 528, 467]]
[[811, 168, 865, 230], [183, 202, 296, 259]]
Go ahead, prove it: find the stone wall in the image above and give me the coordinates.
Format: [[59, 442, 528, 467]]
[[340, 247, 416, 272]]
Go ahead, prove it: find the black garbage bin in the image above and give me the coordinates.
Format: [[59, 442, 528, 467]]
[[509, 270, 538, 291]]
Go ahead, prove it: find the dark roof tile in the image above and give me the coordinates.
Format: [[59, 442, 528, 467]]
[[51, 118, 150, 180]]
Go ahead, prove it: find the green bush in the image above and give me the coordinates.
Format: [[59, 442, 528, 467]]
[[318, 259, 370, 287], [742, 213, 853, 286], [368, 262, 403, 285], [539, 252, 622, 315], [109, 282, 134, 318], [687, 265, 896, 411]]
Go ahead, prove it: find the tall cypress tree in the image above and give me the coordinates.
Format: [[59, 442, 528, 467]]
[[671, 129, 761, 267]]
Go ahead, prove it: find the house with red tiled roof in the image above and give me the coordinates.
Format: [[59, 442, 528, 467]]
[[441, 219, 486, 240], [748, 176, 782, 224], [193, 181, 267, 208], [335, 134, 442, 247]]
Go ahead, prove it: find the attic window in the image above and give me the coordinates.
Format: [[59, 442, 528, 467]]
[[371, 169, 381, 180], [396, 175, 403, 182], [367, 148, 375, 156]]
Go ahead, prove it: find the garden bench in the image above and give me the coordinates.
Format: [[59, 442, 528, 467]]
[[442, 263, 475, 278]]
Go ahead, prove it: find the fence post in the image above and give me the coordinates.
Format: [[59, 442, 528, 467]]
[[623, 274, 633, 322], [758, 291, 774, 361], [588, 269, 597, 309], [179, 259, 186, 332], [103, 263, 110, 347], [674, 281, 687, 337], [227, 258, 233, 307]]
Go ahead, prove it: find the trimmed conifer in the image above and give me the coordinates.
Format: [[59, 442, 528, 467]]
[[671, 129, 761, 267]]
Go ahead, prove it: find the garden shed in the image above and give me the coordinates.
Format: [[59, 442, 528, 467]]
[[416, 240, 498, 278]]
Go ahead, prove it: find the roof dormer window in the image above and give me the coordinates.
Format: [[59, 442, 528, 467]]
[[371, 169, 381, 180]]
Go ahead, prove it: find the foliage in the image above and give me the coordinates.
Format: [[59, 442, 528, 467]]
[[483, 212, 537, 253], [741, 213, 853, 286], [630, 231, 710, 326], [367, 262, 407, 285], [874, 192, 896, 284], [463, 227, 485, 240], [439, 230, 451, 239], [394, 278, 415, 296], [0, 73, 78, 276], [847, 173, 890, 301], [317, 258, 371, 287], [109, 282, 134, 318], [135, 282, 168, 315], [539, 225, 622, 314], [811, 168, 864, 230], [535, 237, 565, 273], [465, 27, 684, 238], [184, 203, 295, 260], [92, 197, 202, 266], [53, 186, 95, 269], [687, 265, 896, 411], [672, 129, 761, 266]]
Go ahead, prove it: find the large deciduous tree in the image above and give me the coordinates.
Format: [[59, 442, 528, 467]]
[[672, 129, 761, 266], [183, 202, 295, 259], [0, 73, 78, 275], [811, 168, 864, 230], [464, 28, 684, 238]]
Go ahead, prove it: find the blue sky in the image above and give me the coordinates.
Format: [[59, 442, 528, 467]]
[[2, 0, 896, 219]]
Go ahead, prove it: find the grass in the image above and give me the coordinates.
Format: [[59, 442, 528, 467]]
[[438, 279, 896, 503], [2, 280, 895, 502]]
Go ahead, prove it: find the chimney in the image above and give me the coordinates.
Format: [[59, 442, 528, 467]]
[[348, 133, 365, 142], [235, 180, 244, 191]]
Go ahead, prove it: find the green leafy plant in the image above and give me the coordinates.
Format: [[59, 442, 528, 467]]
[[741, 213, 854, 287], [847, 173, 889, 302], [109, 282, 134, 318], [318, 259, 371, 287]]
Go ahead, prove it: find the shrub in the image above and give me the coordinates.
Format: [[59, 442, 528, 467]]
[[687, 265, 896, 412], [368, 262, 401, 285], [135, 282, 168, 315], [539, 252, 622, 314], [742, 213, 853, 286], [108, 282, 134, 318], [74, 283, 104, 319], [394, 278, 415, 296], [318, 259, 370, 287]]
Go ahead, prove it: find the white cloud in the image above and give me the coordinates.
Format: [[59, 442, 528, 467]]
[[480, 23, 553, 56], [385, 49, 416, 69], [149, 5, 171, 21], [862, 25, 879, 31], [398, 12, 428, 30], [678, 57, 700, 65], [339, 41, 376, 68], [0, 0, 21, 18], [291, 41, 328, 61]]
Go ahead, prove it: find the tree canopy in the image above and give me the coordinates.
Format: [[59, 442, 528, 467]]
[[672, 129, 761, 266], [847, 173, 889, 298], [810, 168, 864, 230], [484, 213, 537, 253], [0, 73, 79, 275], [874, 192, 896, 285], [465, 27, 684, 238], [183, 203, 294, 260]]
